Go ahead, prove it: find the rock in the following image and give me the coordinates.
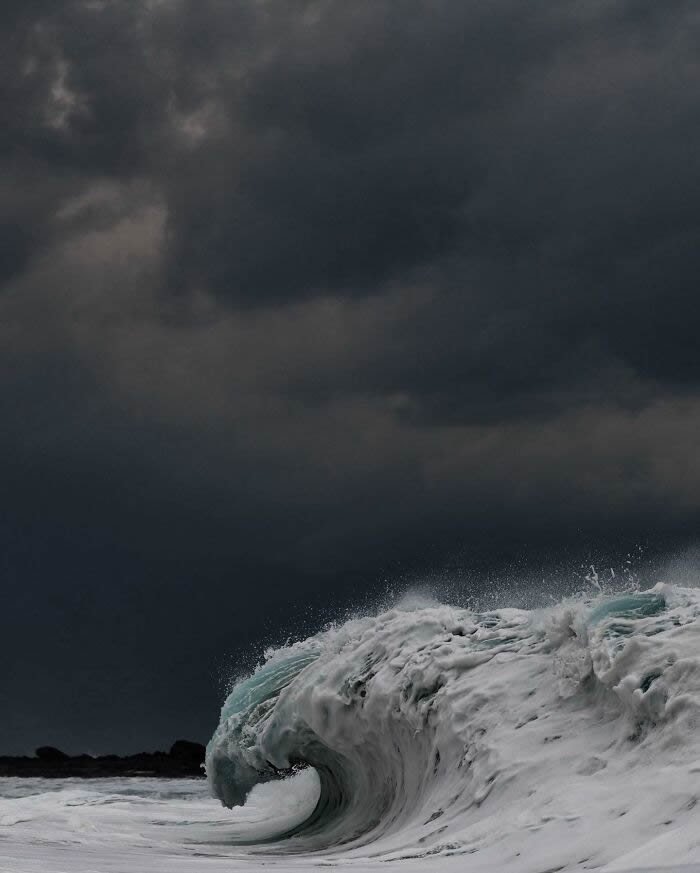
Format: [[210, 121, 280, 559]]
[[169, 740, 206, 763], [0, 741, 206, 778], [35, 746, 69, 761]]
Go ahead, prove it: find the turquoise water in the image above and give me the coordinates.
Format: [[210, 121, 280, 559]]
[[220, 651, 320, 721], [587, 591, 666, 627]]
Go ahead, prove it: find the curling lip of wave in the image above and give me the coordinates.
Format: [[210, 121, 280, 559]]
[[205, 583, 700, 866]]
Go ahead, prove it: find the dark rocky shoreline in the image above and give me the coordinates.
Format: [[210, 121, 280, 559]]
[[0, 740, 206, 779]]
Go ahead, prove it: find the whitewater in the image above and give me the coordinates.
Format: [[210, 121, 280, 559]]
[[3, 583, 700, 872]]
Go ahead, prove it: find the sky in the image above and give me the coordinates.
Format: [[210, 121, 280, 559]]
[[3, 0, 700, 755]]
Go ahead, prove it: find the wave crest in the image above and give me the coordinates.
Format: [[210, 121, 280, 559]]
[[206, 584, 700, 859]]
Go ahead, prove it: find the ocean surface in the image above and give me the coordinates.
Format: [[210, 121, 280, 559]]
[[3, 583, 700, 872]]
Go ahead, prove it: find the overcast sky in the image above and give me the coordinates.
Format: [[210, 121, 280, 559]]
[[4, 0, 700, 754]]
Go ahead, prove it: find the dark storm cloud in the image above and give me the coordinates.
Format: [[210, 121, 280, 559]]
[[4, 0, 700, 754], [161, 0, 560, 303], [9, 0, 699, 410]]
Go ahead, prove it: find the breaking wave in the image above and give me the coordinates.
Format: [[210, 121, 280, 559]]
[[206, 583, 700, 864]]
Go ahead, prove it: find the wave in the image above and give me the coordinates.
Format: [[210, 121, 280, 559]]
[[205, 584, 700, 863]]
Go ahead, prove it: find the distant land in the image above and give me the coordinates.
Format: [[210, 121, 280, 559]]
[[0, 740, 206, 778]]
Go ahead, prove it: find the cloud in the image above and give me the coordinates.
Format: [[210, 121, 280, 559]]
[[3, 0, 700, 752]]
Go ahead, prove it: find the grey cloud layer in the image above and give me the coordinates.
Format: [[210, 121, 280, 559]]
[[7, 1, 700, 403]]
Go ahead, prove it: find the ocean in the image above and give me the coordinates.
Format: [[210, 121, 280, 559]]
[[3, 583, 700, 872]]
